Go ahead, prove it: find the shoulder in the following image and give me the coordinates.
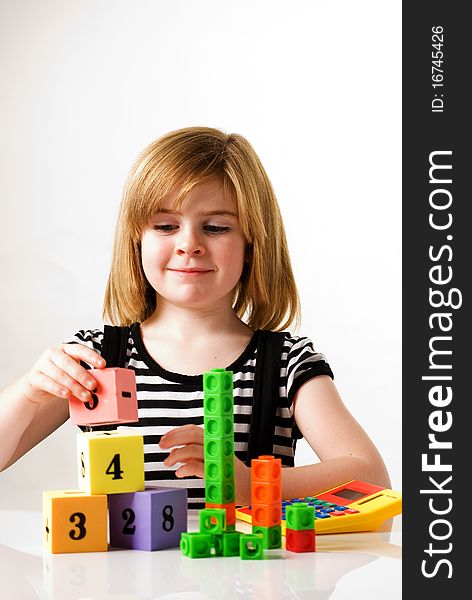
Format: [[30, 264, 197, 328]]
[[279, 332, 329, 366], [276, 331, 334, 395], [63, 329, 105, 354]]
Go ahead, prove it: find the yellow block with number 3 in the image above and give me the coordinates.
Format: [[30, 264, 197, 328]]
[[77, 431, 145, 495], [43, 490, 108, 553]]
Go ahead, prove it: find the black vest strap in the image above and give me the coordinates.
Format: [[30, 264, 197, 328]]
[[245, 330, 286, 465], [101, 325, 130, 368]]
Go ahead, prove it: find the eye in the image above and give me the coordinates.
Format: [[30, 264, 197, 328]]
[[153, 224, 178, 232], [204, 225, 230, 234]]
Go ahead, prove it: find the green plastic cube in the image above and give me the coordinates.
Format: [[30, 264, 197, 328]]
[[240, 533, 264, 560], [204, 415, 234, 438], [286, 503, 315, 531], [252, 525, 282, 549], [211, 533, 224, 556], [204, 393, 234, 417], [204, 436, 234, 460], [180, 532, 212, 558], [204, 456, 234, 483], [205, 480, 235, 504], [203, 369, 233, 394], [221, 530, 241, 556], [199, 508, 226, 534]]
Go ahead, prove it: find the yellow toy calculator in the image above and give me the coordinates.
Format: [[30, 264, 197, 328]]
[[235, 480, 402, 535]]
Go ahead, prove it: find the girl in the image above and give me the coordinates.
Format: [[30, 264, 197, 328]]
[[0, 126, 390, 507]]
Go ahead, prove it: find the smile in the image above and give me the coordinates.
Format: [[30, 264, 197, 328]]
[[168, 269, 213, 276]]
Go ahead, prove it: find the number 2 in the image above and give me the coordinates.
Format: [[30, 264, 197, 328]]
[[122, 508, 136, 535]]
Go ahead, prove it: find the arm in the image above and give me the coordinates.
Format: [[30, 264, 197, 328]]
[[281, 375, 391, 500], [0, 376, 69, 471], [159, 376, 391, 505], [0, 344, 105, 472]]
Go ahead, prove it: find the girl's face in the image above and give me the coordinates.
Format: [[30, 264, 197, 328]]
[[141, 179, 247, 311]]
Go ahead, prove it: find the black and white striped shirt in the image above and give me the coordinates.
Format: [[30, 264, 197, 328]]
[[66, 323, 333, 507]]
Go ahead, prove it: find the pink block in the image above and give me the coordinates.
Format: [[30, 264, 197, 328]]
[[69, 368, 138, 426]]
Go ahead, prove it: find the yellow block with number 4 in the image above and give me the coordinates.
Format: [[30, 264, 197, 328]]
[[77, 431, 145, 495], [43, 490, 108, 553]]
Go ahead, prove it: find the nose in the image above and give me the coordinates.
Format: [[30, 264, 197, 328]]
[[176, 226, 206, 257]]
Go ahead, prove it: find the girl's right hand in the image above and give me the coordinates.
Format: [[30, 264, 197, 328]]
[[21, 344, 106, 406]]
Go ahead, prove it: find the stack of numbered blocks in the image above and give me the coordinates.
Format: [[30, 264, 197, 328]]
[[43, 367, 187, 554], [285, 502, 316, 552]]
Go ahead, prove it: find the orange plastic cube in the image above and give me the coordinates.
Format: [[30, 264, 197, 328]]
[[251, 503, 282, 528], [251, 455, 281, 484], [69, 368, 138, 426], [43, 490, 108, 553], [251, 481, 282, 505], [205, 502, 236, 526]]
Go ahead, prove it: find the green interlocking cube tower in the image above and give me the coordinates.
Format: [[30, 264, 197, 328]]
[[203, 369, 235, 506], [180, 369, 237, 559]]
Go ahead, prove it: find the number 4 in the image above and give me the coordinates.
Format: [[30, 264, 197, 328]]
[[106, 454, 124, 480]]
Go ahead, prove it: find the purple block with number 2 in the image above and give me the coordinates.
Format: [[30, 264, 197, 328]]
[[109, 487, 188, 551]]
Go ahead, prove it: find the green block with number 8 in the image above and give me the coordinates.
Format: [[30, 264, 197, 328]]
[[77, 431, 145, 495]]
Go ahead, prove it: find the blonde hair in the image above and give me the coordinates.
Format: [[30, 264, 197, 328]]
[[103, 126, 300, 331]]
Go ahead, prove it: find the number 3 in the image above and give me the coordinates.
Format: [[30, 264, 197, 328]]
[[69, 512, 87, 540]]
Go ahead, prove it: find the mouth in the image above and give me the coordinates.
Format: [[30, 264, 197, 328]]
[[168, 268, 213, 276]]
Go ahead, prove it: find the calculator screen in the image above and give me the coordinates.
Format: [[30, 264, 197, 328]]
[[333, 488, 366, 501]]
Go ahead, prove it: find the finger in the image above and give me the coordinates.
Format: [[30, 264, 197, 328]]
[[163, 444, 204, 467], [159, 424, 204, 448], [62, 344, 106, 369], [175, 460, 204, 479], [48, 349, 99, 393], [39, 362, 93, 402], [28, 371, 71, 400]]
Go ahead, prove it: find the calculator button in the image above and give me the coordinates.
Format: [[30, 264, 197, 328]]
[[315, 513, 331, 519], [331, 511, 346, 516], [334, 506, 348, 511], [344, 508, 360, 514]]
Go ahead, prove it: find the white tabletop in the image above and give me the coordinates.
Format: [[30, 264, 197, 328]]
[[0, 509, 401, 600]]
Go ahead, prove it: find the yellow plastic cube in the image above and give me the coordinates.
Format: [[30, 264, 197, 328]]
[[77, 430, 145, 495], [42, 490, 108, 553]]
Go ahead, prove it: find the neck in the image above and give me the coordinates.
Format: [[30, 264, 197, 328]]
[[142, 297, 250, 342]]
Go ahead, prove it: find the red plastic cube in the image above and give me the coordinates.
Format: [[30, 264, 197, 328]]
[[286, 527, 316, 553], [69, 368, 138, 426]]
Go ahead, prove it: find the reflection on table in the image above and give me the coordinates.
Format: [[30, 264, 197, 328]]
[[0, 510, 401, 600]]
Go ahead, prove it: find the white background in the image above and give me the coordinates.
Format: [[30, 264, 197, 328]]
[[0, 0, 401, 509]]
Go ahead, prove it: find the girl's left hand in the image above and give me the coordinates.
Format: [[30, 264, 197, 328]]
[[159, 424, 252, 504], [160, 424, 205, 478]]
